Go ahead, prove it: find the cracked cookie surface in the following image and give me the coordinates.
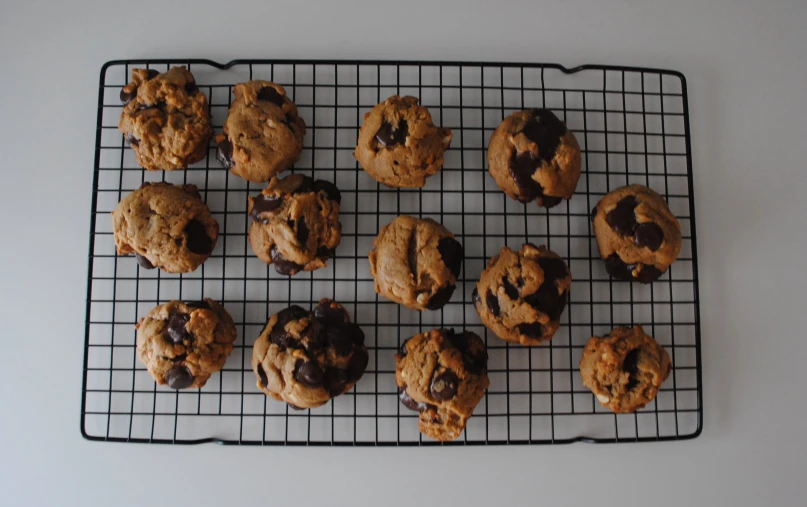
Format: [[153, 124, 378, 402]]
[[395, 328, 489, 441], [248, 174, 342, 275], [112, 182, 218, 273], [580, 325, 671, 413], [215, 80, 306, 182], [592, 184, 682, 283], [473, 243, 571, 345], [118, 67, 212, 171], [487, 108, 581, 208], [368, 215, 463, 311], [355, 95, 452, 188], [251, 300, 368, 409], [136, 299, 236, 390]]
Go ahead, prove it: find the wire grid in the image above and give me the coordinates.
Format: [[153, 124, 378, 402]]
[[82, 59, 702, 445]]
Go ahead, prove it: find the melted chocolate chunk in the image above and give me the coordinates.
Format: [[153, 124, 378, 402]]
[[216, 138, 234, 168], [604, 254, 663, 283], [294, 360, 323, 388], [345, 348, 369, 382], [256, 364, 269, 388], [296, 217, 309, 246], [184, 81, 198, 95], [509, 151, 544, 202], [120, 88, 135, 104], [537, 256, 568, 284], [516, 322, 544, 339], [437, 237, 464, 278], [324, 367, 349, 396], [135, 253, 154, 269], [146, 69, 160, 80], [623, 348, 641, 391], [165, 313, 190, 344], [399, 386, 436, 413], [430, 370, 459, 400], [183, 300, 211, 310], [521, 109, 567, 165], [257, 86, 285, 107], [606, 196, 639, 236], [313, 180, 342, 204], [292, 175, 314, 194], [165, 365, 193, 390], [635, 265, 663, 283], [250, 194, 283, 221], [314, 300, 348, 324], [524, 283, 566, 321], [634, 223, 664, 251], [502, 277, 519, 300], [270, 246, 304, 275], [471, 288, 481, 306], [125, 134, 139, 146], [375, 120, 408, 148], [185, 219, 213, 255], [425, 284, 455, 310], [485, 290, 500, 317], [316, 246, 334, 260]]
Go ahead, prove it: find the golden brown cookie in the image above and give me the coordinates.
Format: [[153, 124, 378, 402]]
[[580, 325, 672, 413], [247, 174, 342, 275], [215, 81, 306, 183], [354, 96, 452, 188], [136, 299, 237, 390], [487, 108, 581, 208], [112, 182, 218, 273], [118, 67, 212, 171], [368, 215, 463, 311], [395, 328, 489, 441], [472, 244, 571, 346], [592, 184, 682, 283], [251, 300, 368, 409]]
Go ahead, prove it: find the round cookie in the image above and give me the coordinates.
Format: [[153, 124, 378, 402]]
[[118, 67, 212, 171], [487, 108, 581, 208], [472, 243, 571, 346], [395, 328, 489, 441], [592, 184, 682, 283], [368, 215, 464, 311], [251, 299, 368, 409], [136, 299, 237, 390], [215, 81, 306, 183], [354, 95, 453, 188], [248, 174, 342, 275], [580, 325, 672, 413], [112, 182, 219, 273]]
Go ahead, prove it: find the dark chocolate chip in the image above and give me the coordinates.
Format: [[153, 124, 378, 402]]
[[604, 254, 633, 281], [345, 348, 369, 383], [517, 276, 525, 287], [146, 69, 160, 80], [521, 109, 566, 162], [399, 337, 410, 357], [250, 194, 283, 221], [288, 403, 305, 411], [425, 284, 456, 310], [316, 246, 334, 260], [437, 237, 464, 278], [269, 305, 306, 349], [635, 265, 663, 283], [294, 360, 323, 388], [509, 151, 543, 202], [183, 300, 211, 310], [257, 86, 285, 107], [623, 348, 641, 390], [216, 138, 235, 168], [120, 88, 134, 104], [164, 365, 193, 390], [296, 217, 309, 246], [325, 325, 355, 357], [634, 223, 664, 251], [324, 367, 349, 396], [606, 196, 639, 236], [516, 322, 545, 339], [524, 283, 566, 321], [125, 134, 139, 146], [399, 386, 436, 413], [485, 290, 500, 317], [430, 370, 459, 401], [165, 313, 190, 344], [540, 195, 563, 208], [471, 288, 480, 306], [313, 180, 342, 204], [591, 206, 599, 221], [135, 253, 154, 269], [375, 120, 408, 148], [172, 354, 187, 363], [184, 81, 198, 95], [292, 175, 314, 194], [270, 246, 304, 275], [314, 300, 348, 324], [185, 219, 213, 255], [502, 276, 519, 300], [256, 364, 269, 388], [537, 257, 568, 285]]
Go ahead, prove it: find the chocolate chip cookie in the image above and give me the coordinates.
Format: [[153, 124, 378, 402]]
[[136, 299, 237, 390], [112, 182, 219, 273], [592, 184, 682, 283], [580, 325, 672, 413], [251, 300, 368, 409], [368, 215, 463, 311], [395, 328, 489, 441], [215, 81, 306, 183], [354, 96, 453, 188], [487, 108, 581, 208], [472, 244, 571, 346], [118, 67, 212, 171], [248, 174, 342, 275]]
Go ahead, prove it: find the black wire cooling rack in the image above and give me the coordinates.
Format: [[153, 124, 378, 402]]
[[82, 59, 702, 445]]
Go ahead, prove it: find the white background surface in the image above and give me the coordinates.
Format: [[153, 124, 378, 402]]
[[1, 0, 805, 505]]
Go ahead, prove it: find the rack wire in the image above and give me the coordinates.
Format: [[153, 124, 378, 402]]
[[82, 59, 702, 445]]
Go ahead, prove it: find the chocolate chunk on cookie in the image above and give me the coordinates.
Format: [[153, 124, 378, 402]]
[[354, 96, 452, 188], [487, 108, 581, 208], [251, 299, 368, 408], [579, 325, 672, 413], [136, 299, 237, 390], [112, 182, 218, 273], [368, 215, 463, 311], [592, 184, 682, 283], [118, 67, 212, 171], [473, 243, 571, 346], [248, 174, 342, 275], [395, 328, 489, 441]]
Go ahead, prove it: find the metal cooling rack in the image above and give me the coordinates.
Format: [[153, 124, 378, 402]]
[[82, 59, 703, 445]]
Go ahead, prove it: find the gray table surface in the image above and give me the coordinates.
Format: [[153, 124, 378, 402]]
[[1, 0, 805, 505]]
